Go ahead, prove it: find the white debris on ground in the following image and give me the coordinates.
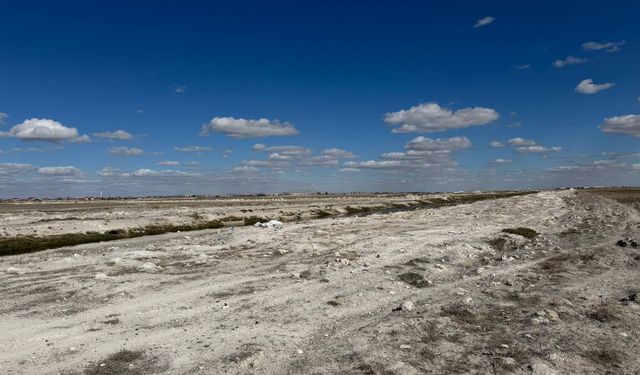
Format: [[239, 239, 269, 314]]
[[254, 220, 283, 228]]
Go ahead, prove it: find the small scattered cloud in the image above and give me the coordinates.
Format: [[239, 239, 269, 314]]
[[252, 144, 311, 158], [0, 162, 32, 174], [600, 114, 640, 137], [232, 165, 260, 173], [494, 158, 512, 164], [320, 148, 357, 159], [514, 64, 531, 70], [96, 166, 122, 177], [490, 137, 562, 155], [68, 134, 92, 143], [201, 117, 299, 138], [516, 145, 562, 154], [406, 136, 471, 151], [157, 160, 180, 166], [136, 109, 144, 114], [339, 167, 360, 173], [0, 112, 7, 124], [343, 136, 469, 172], [473, 16, 495, 28], [173, 146, 213, 153], [36, 166, 81, 175], [109, 146, 144, 156], [553, 56, 587, 68], [575, 79, 615, 94], [129, 169, 190, 177], [507, 137, 536, 146], [93, 130, 134, 140], [582, 40, 625, 52], [172, 85, 187, 93], [238, 144, 357, 172], [1, 118, 89, 143], [384, 102, 499, 133], [98, 167, 195, 178]]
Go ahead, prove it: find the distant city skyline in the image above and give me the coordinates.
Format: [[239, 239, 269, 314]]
[[1, 1, 639, 197]]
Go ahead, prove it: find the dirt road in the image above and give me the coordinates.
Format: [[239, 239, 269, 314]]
[[1, 190, 639, 374]]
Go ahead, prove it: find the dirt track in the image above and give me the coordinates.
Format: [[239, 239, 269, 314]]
[[1, 190, 639, 374]]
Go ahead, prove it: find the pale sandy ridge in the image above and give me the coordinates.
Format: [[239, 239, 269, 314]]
[[1, 190, 639, 374]]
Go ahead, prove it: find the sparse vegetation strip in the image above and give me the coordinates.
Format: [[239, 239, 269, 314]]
[[0, 191, 535, 256]]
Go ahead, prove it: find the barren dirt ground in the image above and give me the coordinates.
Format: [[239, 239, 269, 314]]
[[1, 190, 639, 374], [0, 194, 440, 238]]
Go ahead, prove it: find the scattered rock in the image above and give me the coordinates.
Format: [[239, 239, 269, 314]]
[[384, 361, 420, 375], [530, 311, 550, 325], [621, 293, 639, 304], [617, 239, 639, 248], [138, 262, 161, 272], [4, 267, 24, 275], [529, 361, 558, 375], [401, 300, 415, 311], [95, 273, 109, 280], [194, 254, 208, 264], [255, 220, 283, 228], [398, 272, 431, 288], [545, 309, 560, 321]]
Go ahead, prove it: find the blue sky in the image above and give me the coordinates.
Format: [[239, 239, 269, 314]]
[[1, 1, 639, 197]]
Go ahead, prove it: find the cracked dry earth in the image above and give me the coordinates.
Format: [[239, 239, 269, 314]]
[[1, 190, 639, 374]]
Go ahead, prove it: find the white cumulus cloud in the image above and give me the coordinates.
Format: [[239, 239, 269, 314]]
[[252, 144, 310, 156], [173, 146, 213, 153], [406, 136, 471, 151], [201, 117, 299, 138], [582, 40, 625, 52], [157, 161, 180, 166], [516, 145, 562, 154], [507, 137, 536, 146], [320, 148, 356, 158], [0, 162, 32, 174], [473, 16, 495, 28], [2, 118, 89, 142], [553, 56, 587, 68], [384, 102, 498, 133], [68, 134, 92, 143], [575, 79, 615, 94], [37, 166, 81, 175], [109, 146, 144, 156], [600, 114, 640, 137], [93, 130, 134, 140]]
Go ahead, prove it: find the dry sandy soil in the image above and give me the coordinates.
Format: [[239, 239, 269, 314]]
[[0, 193, 441, 238], [1, 189, 639, 374]]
